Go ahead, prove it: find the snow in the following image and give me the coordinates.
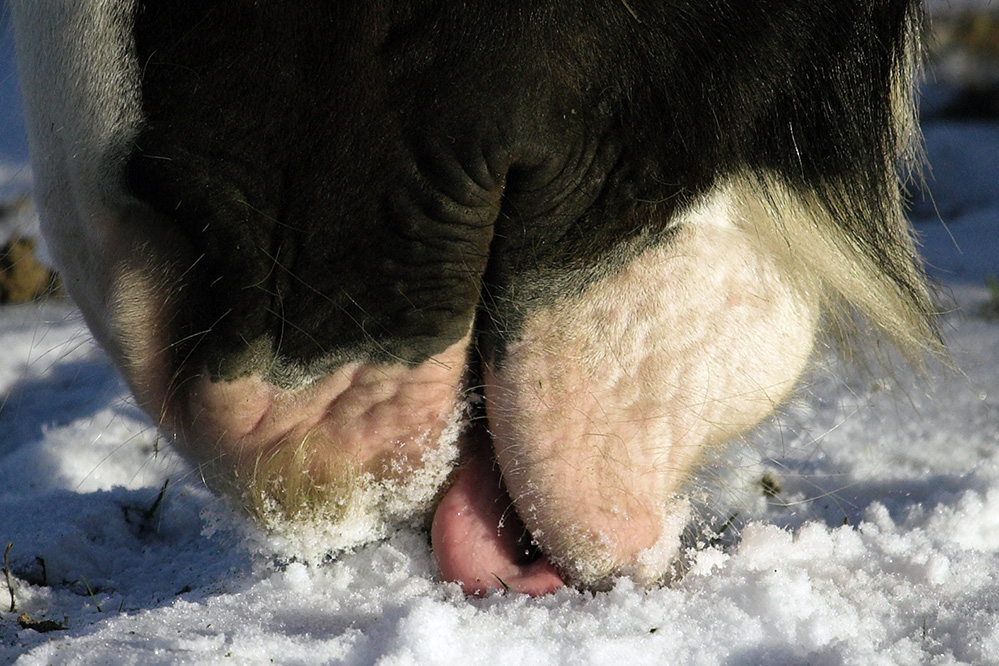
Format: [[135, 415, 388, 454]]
[[2, 22, 999, 666]]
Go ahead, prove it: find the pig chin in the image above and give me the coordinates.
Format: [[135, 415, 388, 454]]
[[155, 334, 475, 555]]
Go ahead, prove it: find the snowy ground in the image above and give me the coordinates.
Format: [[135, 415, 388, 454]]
[[2, 15, 999, 666]]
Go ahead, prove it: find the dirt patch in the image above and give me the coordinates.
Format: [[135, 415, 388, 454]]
[[0, 236, 62, 304]]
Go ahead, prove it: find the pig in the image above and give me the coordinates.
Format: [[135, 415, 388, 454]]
[[10, 0, 939, 595]]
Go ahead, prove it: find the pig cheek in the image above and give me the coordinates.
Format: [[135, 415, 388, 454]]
[[163, 334, 475, 555], [483, 186, 820, 587]]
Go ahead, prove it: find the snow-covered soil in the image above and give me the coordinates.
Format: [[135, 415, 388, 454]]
[[1, 18, 999, 666]]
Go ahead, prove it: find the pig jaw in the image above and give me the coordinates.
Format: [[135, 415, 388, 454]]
[[162, 334, 474, 555], [480, 183, 821, 588]]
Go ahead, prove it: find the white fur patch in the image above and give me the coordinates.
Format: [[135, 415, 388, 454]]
[[486, 177, 824, 585], [11, 0, 142, 249], [11, 1, 201, 413]]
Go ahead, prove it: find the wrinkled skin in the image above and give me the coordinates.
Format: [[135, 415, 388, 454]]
[[10, 1, 935, 594]]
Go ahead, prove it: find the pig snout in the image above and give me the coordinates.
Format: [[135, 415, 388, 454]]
[[11, 1, 937, 594], [161, 181, 820, 595]]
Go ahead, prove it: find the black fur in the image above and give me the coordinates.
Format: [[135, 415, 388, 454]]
[[126, 0, 925, 381]]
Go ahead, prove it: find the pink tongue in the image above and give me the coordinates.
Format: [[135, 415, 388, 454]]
[[431, 427, 564, 596]]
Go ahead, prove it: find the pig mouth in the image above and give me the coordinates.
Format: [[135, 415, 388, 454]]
[[162, 331, 568, 596]]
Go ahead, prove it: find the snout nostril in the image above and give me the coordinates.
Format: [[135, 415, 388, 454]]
[[513, 530, 546, 566]]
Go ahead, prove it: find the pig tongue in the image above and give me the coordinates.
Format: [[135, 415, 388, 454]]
[[430, 426, 564, 596]]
